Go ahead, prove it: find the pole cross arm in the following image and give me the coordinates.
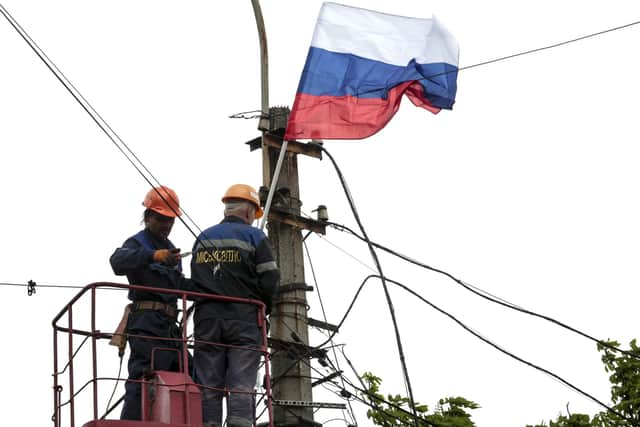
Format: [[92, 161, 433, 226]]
[[245, 133, 323, 159], [266, 207, 327, 234], [268, 337, 327, 360]]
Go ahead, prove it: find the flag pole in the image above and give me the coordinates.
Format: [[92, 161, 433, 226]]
[[259, 139, 288, 230], [251, 0, 283, 231], [251, 0, 269, 131]]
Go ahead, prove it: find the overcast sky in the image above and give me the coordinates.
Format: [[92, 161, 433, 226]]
[[2, 1, 640, 426]]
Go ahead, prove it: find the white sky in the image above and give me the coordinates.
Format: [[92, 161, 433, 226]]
[[1, 1, 640, 426]]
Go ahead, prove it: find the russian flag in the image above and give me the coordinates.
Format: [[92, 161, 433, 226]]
[[285, 2, 459, 140]]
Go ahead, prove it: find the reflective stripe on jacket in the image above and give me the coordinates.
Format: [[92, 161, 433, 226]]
[[191, 216, 279, 320]]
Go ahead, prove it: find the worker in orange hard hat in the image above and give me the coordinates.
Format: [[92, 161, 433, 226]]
[[191, 183, 278, 427], [109, 185, 191, 420], [221, 183, 264, 219], [139, 185, 182, 239], [143, 185, 182, 217]]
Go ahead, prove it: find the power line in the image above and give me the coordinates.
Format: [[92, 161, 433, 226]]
[[329, 221, 520, 306], [315, 234, 377, 273], [338, 345, 404, 426], [326, 221, 640, 360], [322, 272, 629, 422], [310, 221, 638, 415], [457, 19, 640, 74], [0, 4, 204, 242], [274, 350, 412, 427], [358, 18, 640, 94], [0, 5, 259, 294], [0, 281, 89, 290], [311, 142, 420, 427], [311, 158, 630, 423], [333, 372, 436, 427], [384, 275, 628, 422], [303, 241, 358, 427]]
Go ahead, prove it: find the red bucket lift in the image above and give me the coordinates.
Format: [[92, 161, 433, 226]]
[[52, 282, 273, 427]]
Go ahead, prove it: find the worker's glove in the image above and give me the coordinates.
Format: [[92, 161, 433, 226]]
[[153, 248, 181, 266]]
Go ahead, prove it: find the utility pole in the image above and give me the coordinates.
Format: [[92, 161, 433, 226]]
[[260, 121, 322, 427], [249, 2, 328, 426]]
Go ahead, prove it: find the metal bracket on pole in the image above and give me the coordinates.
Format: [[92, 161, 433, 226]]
[[272, 400, 347, 410], [268, 337, 327, 360], [276, 282, 314, 294], [307, 318, 339, 333]]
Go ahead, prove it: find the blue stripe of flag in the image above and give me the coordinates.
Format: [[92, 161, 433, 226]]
[[296, 46, 458, 109]]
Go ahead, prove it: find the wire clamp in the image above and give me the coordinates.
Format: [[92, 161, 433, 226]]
[[27, 280, 37, 296]]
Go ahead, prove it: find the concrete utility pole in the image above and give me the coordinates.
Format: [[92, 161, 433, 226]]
[[250, 2, 328, 426], [262, 124, 315, 426]]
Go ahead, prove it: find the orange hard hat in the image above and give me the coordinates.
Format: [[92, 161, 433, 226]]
[[143, 186, 182, 218], [222, 184, 263, 219]]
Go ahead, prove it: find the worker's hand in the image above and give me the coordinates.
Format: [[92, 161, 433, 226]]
[[153, 248, 181, 266]]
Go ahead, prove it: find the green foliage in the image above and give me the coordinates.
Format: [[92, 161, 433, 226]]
[[527, 413, 593, 427], [596, 339, 640, 426], [526, 339, 640, 427], [359, 338, 640, 427], [359, 372, 479, 427]]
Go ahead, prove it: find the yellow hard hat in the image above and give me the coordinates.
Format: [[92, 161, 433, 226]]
[[222, 184, 263, 219]]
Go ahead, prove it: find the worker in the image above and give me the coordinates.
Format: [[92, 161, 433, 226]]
[[191, 184, 279, 427], [110, 185, 189, 420]]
